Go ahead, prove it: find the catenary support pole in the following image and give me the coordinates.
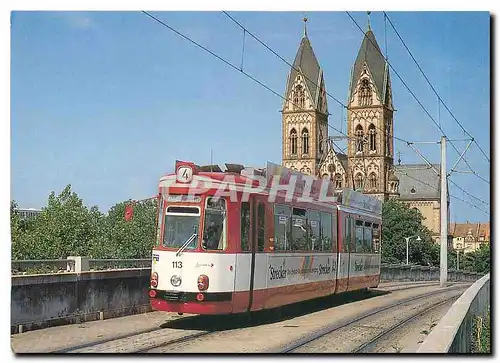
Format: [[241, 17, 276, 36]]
[[440, 136, 448, 287]]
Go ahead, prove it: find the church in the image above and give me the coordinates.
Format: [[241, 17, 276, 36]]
[[280, 15, 446, 242]]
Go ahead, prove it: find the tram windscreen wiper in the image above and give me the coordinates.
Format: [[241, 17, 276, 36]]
[[176, 233, 197, 257]]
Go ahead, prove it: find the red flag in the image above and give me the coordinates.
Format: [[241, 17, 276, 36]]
[[124, 204, 134, 222]]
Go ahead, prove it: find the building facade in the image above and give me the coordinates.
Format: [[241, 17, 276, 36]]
[[281, 16, 447, 241], [450, 222, 490, 253]]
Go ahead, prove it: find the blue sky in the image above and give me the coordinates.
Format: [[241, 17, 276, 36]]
[[10, 11, 490, 222]]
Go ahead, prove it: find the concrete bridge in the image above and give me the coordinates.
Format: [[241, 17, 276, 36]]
[[10, 258, 489, 353]]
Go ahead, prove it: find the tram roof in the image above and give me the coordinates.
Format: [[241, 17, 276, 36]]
[[159, 160, 382, 215]]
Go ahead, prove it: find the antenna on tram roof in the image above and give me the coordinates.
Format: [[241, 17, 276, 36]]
[[210, 149, 213, 172]]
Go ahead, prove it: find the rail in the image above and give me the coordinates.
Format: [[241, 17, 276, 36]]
[[417, 273, 490, 353]]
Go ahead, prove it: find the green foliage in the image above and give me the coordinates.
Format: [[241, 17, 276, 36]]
[[471, 307, 490, 353], [10, 185, 157, 261], [381, 199, 438, 266], [459, 244, 491, 274]]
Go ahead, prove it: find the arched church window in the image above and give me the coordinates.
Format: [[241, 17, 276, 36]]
[[290, 129, 298, 155], [294, 85, 305, 110], [368, 124, 376, 151], [359, 78, 372, 106], [301, 128, 309, 155], [335, 173, 342, 189], [369, 173, 377, 189], [355, 173, 364, 191], [355, 125, 364, 153]]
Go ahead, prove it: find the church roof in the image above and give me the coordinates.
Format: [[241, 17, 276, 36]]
[[394, 164, 441, 200], [336, 152, 348, 172], [349, 29, 388, 102], [285, 35, 322, 108]]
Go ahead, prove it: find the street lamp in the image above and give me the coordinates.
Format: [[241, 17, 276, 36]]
[[455, 246, 466, 270], [404, 236, 421, 265]]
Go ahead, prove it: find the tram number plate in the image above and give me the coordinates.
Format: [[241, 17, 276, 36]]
[[172, 261, 183, 268]]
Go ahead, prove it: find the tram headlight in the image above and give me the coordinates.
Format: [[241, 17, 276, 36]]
[[197, 274, 209, 291], [170, 275, 182, 287]]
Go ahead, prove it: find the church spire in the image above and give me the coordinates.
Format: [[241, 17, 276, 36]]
[[367, 11, 371, 30], [303, 13, 308, 38]]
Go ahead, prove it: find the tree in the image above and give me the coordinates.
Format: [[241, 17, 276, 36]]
[[11, 185, 103, 259], [381, 199, 437, 266], [103, 199, 157, 259], [459, 244, 490, 273]]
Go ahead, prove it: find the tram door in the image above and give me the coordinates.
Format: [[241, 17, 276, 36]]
[[233, 196, 263, 313], [335, 214, 352, 293]]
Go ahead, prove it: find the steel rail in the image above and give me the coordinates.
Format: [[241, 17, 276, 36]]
[[273, 284, 466, 353], [351, 293, 461, 353]]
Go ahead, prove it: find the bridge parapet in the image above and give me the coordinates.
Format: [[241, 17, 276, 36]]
[[417, 273, 490, 353]]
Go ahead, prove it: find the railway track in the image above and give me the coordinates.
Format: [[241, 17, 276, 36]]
[[351, 295, 458, 353], [272, 284, 466, 353], [48, 281, 463, 353]]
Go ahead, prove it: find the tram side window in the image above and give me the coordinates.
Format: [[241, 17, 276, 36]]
[[320, 212, 332, 252], [202, 197, 227, 250], [355, 220, 364, 253], [308, 211, 321, 251], [364, 222, 373, 253], [240, 202, 251, 252], [257, 202, 265, 252], [331, 212, 338, 253], [274, 205, 291, 251], [372, 223, 380, 253], [291, 208, 308, 251], [342, 217, 351, 253]]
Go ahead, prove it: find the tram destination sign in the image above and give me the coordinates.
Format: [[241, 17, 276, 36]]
[[341, 189, 382, 215]]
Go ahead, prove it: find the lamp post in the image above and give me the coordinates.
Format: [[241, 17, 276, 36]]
[[455, 247, 465, 270], [404, 236, 422, 265]]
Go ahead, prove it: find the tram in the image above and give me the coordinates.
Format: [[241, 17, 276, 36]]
[[148, 160, 382, 315]]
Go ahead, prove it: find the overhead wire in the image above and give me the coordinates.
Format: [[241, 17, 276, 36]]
[[345, 11, 490, 185], [383, 11, 490, 164], [141, 11, 489, 214]]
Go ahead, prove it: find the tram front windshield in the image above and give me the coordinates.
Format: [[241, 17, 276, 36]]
[[163, 206, 200, 250]]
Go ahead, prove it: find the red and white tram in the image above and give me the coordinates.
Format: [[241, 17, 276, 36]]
[[149, 160, 382, 315]]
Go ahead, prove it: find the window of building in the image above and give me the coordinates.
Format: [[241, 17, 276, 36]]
[[355, 173, 364, 191], [240, 202, 250, 251], [294, 85, 305, 109], [290, 129, 298, 155], [359, 78, 373, 106], [368, 124, 376, 151], [369, 173, 377, 190], [335, 173, 342, 189], [355, 125, 364, 153], [301, 128, 309, 155]]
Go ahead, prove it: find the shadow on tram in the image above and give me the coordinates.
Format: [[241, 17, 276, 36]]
[[159, 288, 390, 332]]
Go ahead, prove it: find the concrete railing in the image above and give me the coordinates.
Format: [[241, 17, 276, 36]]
[[380, 264, 483, 283], [10, 258, 484, 334], [417, 273, 490, 353], [11, 268, 151, 334], [11, 257, 150, 275]]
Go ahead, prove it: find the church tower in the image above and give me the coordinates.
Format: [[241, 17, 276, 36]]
[[346, 13, 395, 200], [282, 17, 329, 175]]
